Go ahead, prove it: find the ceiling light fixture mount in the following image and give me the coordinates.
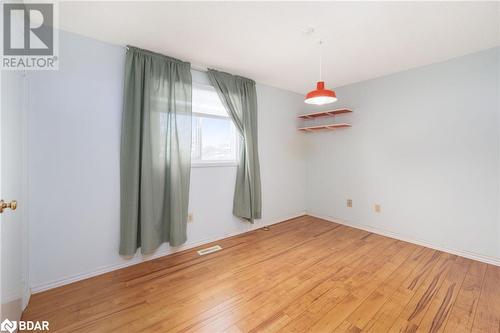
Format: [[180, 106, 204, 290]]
[[304, 40, 337, 105]]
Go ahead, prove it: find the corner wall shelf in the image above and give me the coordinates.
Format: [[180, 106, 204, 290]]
[[298, 108, 353, 132], [298, 123, 351, 132], [297, 108, 352, 119]]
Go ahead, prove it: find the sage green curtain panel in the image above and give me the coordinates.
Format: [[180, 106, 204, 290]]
[[120, 46, 192, 255], [207, 69, 262, 222]]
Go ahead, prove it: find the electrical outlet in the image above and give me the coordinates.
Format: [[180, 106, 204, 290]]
[[374, 204, 381, 213], [188, 213, 194, 222], [347, 199, 353, 208]]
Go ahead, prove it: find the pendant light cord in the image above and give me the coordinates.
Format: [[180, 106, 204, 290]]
[[319, 40, 323, 81]]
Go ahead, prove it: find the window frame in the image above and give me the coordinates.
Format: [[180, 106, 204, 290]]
[[190, 83, 240, 168]]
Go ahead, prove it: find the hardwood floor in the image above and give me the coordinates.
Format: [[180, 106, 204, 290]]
[[22, 216, 500, 332]]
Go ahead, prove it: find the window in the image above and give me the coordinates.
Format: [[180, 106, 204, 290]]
[[191, 83, 239, 166]]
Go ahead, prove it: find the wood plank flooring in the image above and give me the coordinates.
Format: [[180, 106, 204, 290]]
[[22, 216, 500, 332]]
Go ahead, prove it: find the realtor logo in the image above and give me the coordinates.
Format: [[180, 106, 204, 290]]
[[3, 3, 53, 55], [2, 1, 58, 70]]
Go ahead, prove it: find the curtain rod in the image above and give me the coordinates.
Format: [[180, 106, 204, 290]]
[[191, 64, 209, 72], [124, 45, 208, 72]]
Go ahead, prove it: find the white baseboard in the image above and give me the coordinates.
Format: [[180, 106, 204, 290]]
[[31, 212, 306, 293], [307, 212, 500, 267], [23, 285, 31, 311]]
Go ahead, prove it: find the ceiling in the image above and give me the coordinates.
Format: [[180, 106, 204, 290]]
[[59, 1, 500, 94]]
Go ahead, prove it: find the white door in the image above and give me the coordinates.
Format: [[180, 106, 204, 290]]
[[0, 70, 29, 324]]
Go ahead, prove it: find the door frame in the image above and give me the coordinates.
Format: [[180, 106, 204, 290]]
[[21, 69, 30, 310]]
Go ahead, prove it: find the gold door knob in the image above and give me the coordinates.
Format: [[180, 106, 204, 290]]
[[0, 200, 17, 213]]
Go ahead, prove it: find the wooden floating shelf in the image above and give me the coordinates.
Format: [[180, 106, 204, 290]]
[[298, 108, 352, 119], [298, 123, 351, 132]]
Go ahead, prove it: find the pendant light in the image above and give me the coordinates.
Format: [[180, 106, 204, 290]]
[[304, 40, 337, 105]]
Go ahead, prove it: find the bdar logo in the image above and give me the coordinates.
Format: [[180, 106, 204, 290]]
[[0, 319, 49, 332], [0, 319, 17, 333]]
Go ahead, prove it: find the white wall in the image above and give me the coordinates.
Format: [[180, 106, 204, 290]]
[[27, 31, 305, 291], [497, 48, 500, 259], [304, 47, 500, 261]]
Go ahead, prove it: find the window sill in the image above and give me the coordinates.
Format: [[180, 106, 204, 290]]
[[191, 162, 238, 168]]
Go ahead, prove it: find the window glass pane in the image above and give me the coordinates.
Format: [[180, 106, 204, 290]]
[[192, 83, 228, 117], [191, 83, 239, 164], [200, 117, 236, 161]]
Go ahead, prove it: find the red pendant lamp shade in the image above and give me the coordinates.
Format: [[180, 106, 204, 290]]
[[304, 81, 337, 105]]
